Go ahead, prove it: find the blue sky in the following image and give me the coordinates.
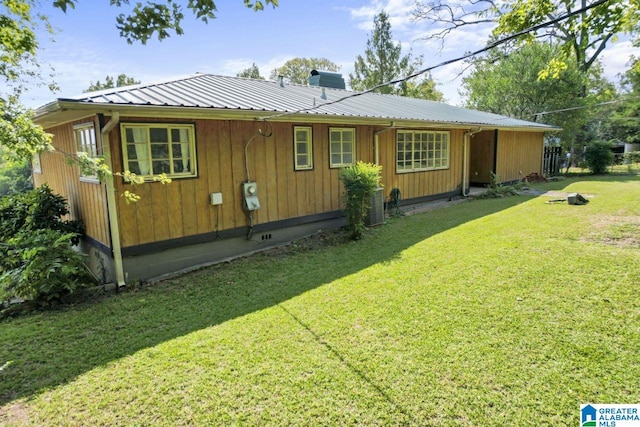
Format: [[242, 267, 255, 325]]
[[23, 0, 640, 109]]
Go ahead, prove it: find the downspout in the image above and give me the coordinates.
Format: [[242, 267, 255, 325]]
[[374, 121, 397, 165], [462, 128, 483, 196], [100, 112, 126, 287]]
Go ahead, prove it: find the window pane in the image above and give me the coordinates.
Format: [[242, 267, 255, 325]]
[[342, 142, 352, 154], [330, 131, 341, 142], [152, 160, 171, 174], [342, 131, 353, 143], [331, 142, 341, 153], [150, 128, 168, 143], [151, 143, 169, 158], [297, 143, 307, 154], [331, 154, 341, 165], [343, 153, 352, 164], [128, 161, 141, 175]]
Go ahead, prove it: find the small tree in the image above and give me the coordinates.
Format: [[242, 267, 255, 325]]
[[583, 141, 614, 174], [340, 162, 382, 239]]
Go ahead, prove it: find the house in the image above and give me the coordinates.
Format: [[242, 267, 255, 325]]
[[33, 72, 556, 284]]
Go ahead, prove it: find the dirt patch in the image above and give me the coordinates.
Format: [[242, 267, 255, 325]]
[[0, 401, 30, 425], [583, 214, 640, 248], [261, 228, 351, 258]]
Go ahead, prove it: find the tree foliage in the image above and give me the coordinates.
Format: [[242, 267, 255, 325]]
[[270, 58, 340, 85], [609, 57, 640, 145], [237, 63, 264, 80], [85, 74, 141, 92], [412, 0, 637, 78], [350, 11, 443, 100], [462, 42, 615, 151], [53, 0, 279, 44]]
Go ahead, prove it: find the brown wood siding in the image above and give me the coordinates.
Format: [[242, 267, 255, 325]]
[[112, 119, 375, 248], [32, 118, 111, 248], [495, 131, 544, 182], [377, 128, 464, 201]]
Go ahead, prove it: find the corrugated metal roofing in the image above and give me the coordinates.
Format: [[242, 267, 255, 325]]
[[55, 73, 555, 130]]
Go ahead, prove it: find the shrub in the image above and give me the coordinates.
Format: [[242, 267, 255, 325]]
[[0, 186, 89, 304], [340, 162, 382, 239], [583, 141, 614, 175], [0, 230, 91, 304]]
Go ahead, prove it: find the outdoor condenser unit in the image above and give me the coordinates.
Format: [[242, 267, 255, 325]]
[[366, 187, 385, 226]]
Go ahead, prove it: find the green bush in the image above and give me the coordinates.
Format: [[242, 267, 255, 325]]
[[1, 230, 91, 303], [0, 160, 33, 196], [0, 186, 89, 305], [340, 162, 382, 239], [583, 141, 614, 175]]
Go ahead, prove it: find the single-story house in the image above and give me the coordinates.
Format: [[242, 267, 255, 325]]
[[33, 72, 556, 284]]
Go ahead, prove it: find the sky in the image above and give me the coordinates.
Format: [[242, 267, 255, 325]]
[[21, 0, 640, 109]]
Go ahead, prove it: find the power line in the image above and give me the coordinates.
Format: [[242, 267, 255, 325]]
[[264, 0, 613, 120], [533, 96, 640, 117]]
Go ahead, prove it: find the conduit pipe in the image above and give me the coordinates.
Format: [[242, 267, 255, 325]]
[[100, 112, 126, 287], [462, 127, 483, 197], [374, 121, 397, 165]]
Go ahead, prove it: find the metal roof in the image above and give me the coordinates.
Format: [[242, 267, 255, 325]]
[[40, 73, 556, 131]]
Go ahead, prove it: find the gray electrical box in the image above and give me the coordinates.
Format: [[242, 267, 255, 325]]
[[242, 182, 260, 211]]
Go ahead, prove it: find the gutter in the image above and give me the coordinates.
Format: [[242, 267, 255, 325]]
[[100, 112, 126, 287], [462, 128, 483, 197]]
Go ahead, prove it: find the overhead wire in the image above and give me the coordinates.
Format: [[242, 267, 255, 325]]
[[261, 0, 614, 121]]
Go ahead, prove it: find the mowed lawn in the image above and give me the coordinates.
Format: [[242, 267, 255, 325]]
[[1, 175, 639, 426]]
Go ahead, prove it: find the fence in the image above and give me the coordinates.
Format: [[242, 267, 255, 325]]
[[543, 146, 563, 176]]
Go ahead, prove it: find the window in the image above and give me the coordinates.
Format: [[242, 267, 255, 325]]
[[121, 123, 197, 179], [32, 153, 42, 174], [294, 126, 313, 170], [74, 123, 99, 180], [329, 127, 355, 168], [396, 130, 450, 172]]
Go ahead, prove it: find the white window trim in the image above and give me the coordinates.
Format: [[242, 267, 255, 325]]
[[329, 127, 355, 168], [396, 130, 450, 173], [294, 126, 313, 171], [74, 122, 100, 183], [120, 123, 198, 180]]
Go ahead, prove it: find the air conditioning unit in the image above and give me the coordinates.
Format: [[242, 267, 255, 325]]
[[366, 187, 385, 227]]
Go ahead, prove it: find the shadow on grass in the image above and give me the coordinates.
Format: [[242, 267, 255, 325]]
[[0, 193, 549, 405]]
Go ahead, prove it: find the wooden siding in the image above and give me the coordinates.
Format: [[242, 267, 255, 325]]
[[377, 128, 465, 201], [33, 117, 111, 247], [111, 118, 375, 248], [496, 131, 544, 182]]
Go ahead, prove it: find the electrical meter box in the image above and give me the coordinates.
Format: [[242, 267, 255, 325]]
[[242, 181, 260, 211]]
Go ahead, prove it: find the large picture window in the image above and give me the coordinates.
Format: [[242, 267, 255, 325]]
[[396, 130, 450, 172], [121, 123, 197, 179], [329, 127, 355, 168], [74, 122, 99, 181], [294, 126, 313, 170]]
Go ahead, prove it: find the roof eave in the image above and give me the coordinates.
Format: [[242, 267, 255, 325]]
[[33, 100, 559, 132]]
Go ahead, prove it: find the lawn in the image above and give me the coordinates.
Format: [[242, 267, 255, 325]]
[[1, 175, 639, 426]]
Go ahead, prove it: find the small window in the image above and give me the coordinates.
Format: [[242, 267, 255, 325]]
[[32, 153, 42, 174], [396, 130, 450, 173], [74, 123, 99, 181], [121, 123, 197, 179], [329, 127, 355, 168], [294, 126, 313, 170]]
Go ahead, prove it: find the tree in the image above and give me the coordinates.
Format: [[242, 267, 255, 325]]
[[85, 74, 141, 92], [609, 57, 640, 145], [269, 58, 340, 85], [53, 0, 279, 44], [237, 63, 265, 80], [349, 11, 443, 100], [411, 0, 636, 81], [462, 41, 615, 155]]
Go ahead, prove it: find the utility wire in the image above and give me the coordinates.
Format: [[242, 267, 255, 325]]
[[263, 0, 613, 120], [533, 96, 640, 117]]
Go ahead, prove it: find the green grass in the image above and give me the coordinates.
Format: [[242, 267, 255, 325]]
[[1, 175, 639, 426]]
